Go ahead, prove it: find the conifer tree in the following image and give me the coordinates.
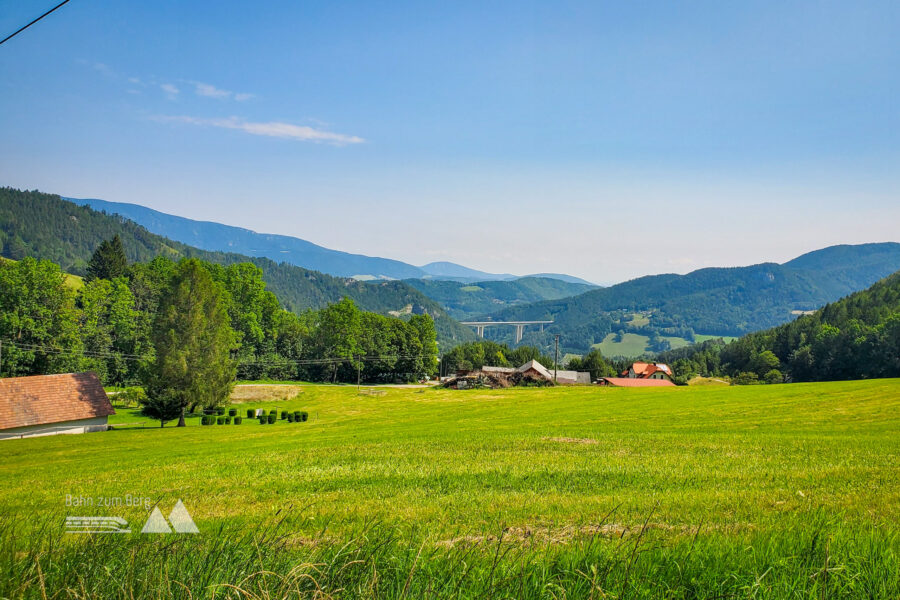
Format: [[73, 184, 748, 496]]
[[142, 259, 236, 427], [86, 235, 128, 281]]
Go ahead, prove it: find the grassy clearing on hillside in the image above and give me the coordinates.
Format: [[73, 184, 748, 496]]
[[593, 332, 691, 356], [594, 332, 732, 357], [2, 380, 899, 598], [694, 333, 739, 343]]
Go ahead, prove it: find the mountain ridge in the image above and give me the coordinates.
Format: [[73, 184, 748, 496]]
[[71, 197, 595, 285], [1, 188, 475, 348], [477, 242, 900, 353]]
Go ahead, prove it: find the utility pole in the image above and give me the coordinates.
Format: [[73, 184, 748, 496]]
[[554, 335, 560, 383]]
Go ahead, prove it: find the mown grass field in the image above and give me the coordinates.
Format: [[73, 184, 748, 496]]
[[2, 380, 899, 598]]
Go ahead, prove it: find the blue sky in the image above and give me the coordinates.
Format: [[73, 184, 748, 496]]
[[1, 1, 898, 283]]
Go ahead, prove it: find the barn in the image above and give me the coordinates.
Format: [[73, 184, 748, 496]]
[[0, 372, 116, 440]]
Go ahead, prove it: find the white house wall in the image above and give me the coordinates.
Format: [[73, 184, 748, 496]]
[[0, 416, 109, 441]]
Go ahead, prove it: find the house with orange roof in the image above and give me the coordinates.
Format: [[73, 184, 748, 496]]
[[596, 377, 675, 387], [622, 361, 674, 381]]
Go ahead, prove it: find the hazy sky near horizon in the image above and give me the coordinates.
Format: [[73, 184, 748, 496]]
[[1, 1, 898, 284]]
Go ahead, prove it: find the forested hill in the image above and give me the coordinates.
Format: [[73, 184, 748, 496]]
[[403, 277, 595, 320], [0, 188, 474, 347], [659, 270, 900, 383], [483, 244, 900, 353]]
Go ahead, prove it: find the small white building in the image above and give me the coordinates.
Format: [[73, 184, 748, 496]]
[[0, 372, 116, 440]]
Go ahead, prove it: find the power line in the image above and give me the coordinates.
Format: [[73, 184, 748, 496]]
[[0, 0, 72, 47]]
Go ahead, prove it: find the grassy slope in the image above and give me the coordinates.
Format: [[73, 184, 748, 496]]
[[593, 332, 692, 357], [2, 380, 899, 597], [5, 380, 899, 535]]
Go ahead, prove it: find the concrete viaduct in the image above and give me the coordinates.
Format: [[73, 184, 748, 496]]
[[459, 321, 553, 343]]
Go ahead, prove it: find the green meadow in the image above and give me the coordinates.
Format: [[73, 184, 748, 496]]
[[2, 380, 899, 598]]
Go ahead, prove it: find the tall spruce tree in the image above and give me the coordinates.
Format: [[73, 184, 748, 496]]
[[86, 235, 128, 282], [142, 259, 236, 427]]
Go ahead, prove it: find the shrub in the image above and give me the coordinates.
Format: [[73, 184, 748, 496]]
[[733, 372, 760, 385], [216, 407, 226, 416], [258, 416, 266, 425], [234, 417, 242, 425], [299, 411, 309, 422], [204, 409, 215, 416], [286, 413, 294, 423], [224, 417, 231, 425], [228, 408, 237, 417], [293, 411, 301, 420], [267, 414, 276, 424], [117, 387, 147, 407], [216, 417, 225, 425], [764, 369, 783, 384], [246, 409, 255, 418], [280, 410, 288, 420], [200, 416, 211, 426]]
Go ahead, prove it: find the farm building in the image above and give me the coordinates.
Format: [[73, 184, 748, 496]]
[[596, 377, 676, 387], [448, 359, 591, 388], [0, 372, 115, 440], [622, 361, 673, 381]]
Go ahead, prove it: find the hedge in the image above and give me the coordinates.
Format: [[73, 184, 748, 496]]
[[267, 414, 276, 424], [216, 417, 225, 425], [228, 408, 237, 417], [234, 417, 242, 425], [246, 409, 255, 418]]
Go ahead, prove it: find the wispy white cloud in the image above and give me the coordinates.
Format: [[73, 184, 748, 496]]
[[193, 82, 231, 99], [160, 83, 180, 99], [185, 80, 255, 102], [154, 115, 365, 145]]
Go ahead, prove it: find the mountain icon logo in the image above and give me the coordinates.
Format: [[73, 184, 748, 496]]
[[140, 500, 199, 534]]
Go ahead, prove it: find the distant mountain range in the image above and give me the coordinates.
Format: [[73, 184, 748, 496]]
[[481, 243, 900, 353], [0, 188, 475, 348], [72, 197, 595, 285], [404, 277, 595, 320], [4, 187, 898, 359]]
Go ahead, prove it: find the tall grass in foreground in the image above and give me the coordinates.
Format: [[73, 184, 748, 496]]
[[1, 511, 897, 599]]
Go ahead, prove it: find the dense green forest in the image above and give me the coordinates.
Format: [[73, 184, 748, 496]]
[[0, 188, 473, 348], [658, 271, 900, 384], [0, 251, 438, 387], [404, 277, 595, 320], [483, 244, 900, 353]]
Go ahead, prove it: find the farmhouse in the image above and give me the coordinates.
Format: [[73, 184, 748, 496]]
[[622, 361, 673, 381], [0, 372, 115, 440], [448, 359, 591, 388], [596, 377, 676, 387]]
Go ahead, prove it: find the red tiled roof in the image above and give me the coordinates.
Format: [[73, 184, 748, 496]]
[[598, 377, 676, 387], [0, 373, 115, 430], [621, 362, 673, 379]]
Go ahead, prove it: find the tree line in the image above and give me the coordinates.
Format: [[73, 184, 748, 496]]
[[1, 238, 438, 422], [657, 271, 900, 384]]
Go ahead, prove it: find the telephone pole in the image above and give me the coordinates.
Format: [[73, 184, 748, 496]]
[[554, 334, 560, 383]]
